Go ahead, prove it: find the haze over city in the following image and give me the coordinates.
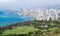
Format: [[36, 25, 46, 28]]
[[0, 0, 60, 9]]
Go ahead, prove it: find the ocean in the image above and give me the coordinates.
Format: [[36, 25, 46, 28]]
[[0, 10, 33, 27]]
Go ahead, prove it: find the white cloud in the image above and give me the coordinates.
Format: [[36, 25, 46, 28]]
[[0, 0, 60, 9], [0, 0, 17, 3], [0, 0, 11, 3]]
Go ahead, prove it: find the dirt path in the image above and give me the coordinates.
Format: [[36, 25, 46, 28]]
[[58, 33, 60, 36]]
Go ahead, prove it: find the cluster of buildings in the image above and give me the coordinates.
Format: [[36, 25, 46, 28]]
[[17, 8, 60, 21]]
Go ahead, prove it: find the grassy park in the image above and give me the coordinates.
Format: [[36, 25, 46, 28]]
[[0, 20, 60, 36]]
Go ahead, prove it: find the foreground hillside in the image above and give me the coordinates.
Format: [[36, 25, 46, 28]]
[[1, 26, 38, 36], [0, 20, 60, 36]]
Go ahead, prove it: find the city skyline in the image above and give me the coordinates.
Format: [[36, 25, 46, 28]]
[[19, 8, 60, 21]]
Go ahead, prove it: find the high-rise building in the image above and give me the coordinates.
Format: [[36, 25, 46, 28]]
[[19, 8, 59, 21]]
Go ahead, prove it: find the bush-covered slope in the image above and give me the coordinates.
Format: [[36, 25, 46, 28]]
[[0, 20, 60, 36]]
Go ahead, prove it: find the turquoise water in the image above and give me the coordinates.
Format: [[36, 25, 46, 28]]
[[0, 11, 33, 26]]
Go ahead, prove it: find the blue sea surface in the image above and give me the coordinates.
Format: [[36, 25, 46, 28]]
[[0, 10, 33, 27]]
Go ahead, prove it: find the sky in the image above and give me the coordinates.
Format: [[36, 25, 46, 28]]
[[0, 0, 60, 9]]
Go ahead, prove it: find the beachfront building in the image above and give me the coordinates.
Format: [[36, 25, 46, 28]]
[[49, 9, 58, 21], [19, 8, 59, 21]]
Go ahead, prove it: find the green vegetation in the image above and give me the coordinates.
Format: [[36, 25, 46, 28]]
[[0, 20, 60, 36], [1, 26, 38, 36]]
